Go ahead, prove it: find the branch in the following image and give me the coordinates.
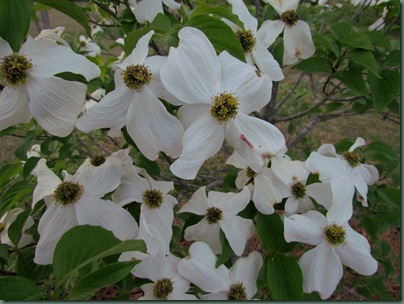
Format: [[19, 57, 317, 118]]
[[273, 71, 304, 114]]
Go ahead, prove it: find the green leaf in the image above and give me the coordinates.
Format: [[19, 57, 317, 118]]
[[366, 31, 391, 50], [7, 209, 30, 247], [0, 276, 43, 300], [368, 69, 400, 112], [376, 188, 400, 208], [347, 49, 379, 77], [342, 32, 374, 51], [53, 225, 146, 282], [150, 13, 171, 31], [383, 49, 400, 67], [256, 212, 287, 252], [293, 56, 332, 74], [23, 157, 40, 179], [0, 163, 21, 189], [68, 261, 138, 300], [35, 0, 90, 34], [216, 230, 234, 268], [189, 3, 244, 28], [0, 181, 35, 216], [328, 21, 354, 42], [185, 15, 245, 62], [333, 70, 368, 96], [17, 247, 53, 282], [266, 254, 303, 300], [0, 0, 33, 51], [313, 34, 340, 57]]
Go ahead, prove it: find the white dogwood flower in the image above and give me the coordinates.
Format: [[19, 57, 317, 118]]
[[78, 35, 101, 57], [226, 0, 283, 81], [32, 158, 138, 264], [262, 0, 315, 65], [76, 31, 184, 161], [178, 241, 263, 300], [0, 36, 100, 137], [305, 137, 379, 222], [178, 186, 254, 256], [284, 210, 378, 299], [161, 27, 285, 179], [0, 208, 34, 248]]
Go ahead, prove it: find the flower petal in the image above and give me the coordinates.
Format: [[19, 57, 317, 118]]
[[35, 203, 78, 264], [327, 178, 355, 223], [299, 242, 343, 300], [161, 27, 219, 104], [257, 20, 285, 48], [126, 87, 184, 160], [27, 76, 86, 137], [32, 159, 61, 207], [218, 51, 272, 114], [170, 115, 224, 180], [179, 186, 211, 215], [336, 229, 377, 276], [214, 186, 250, 215], [230, 251, 263, 298], [75, 157, 122, 198], [283, 21, 315, 65], [253, 172, 288, 214], [0, 86, 31, 133], [118, 31, 154, 69], [284, 210, 326, 245], [252, 42, 284, 81], [75, 197, 138, 240], [264, 0, 299, 15], [306, 182, 333, 210], [228, 0, 258, 31], [134, 0, 163, 24], [177, 241, 232, 293], [112, 168, 149, 206], [184, 219, 222, 255], [0, 36, 13, 56], [226, 113, 285, 172], [305, 152, 347, 181], [221, 216, 255, 256], [162, 0, 181, 9]]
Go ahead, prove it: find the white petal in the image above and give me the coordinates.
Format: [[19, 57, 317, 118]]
[[257, 20, 285, 48], [112, 169, 149, 206], [0, 86, 31, 132], [264, 0, 299, 15], [201, 292, 228, 300], [349, 137, 365, 152], [217, 186, 250, 215], [0, 36, 13, 56], [138, 215, 169, 256], [317, 143, 337, 157], [75, 197, 138, 240], [219, 51, 272, 114], [177, 241, 232, 293], [327, 178, 355, 223], [306, 182, 333, 210], [253, 172, 287, 214], [168, 292, 198, 300], [221, 216, 255, 256], [118, 31, 154, 68], [226, 151, 247, 169], [75, 157, 122, 198], [184, 220, 222, 255], [284, 210, 326, 245], [177, 104, 210, 130], [27, 76, 86, 137], [228, 0, 258, 31], [35, 203, 78, 264], [305, 152, 347, 181], [284, 196, 299, 215], [126, 87, 184, 160], [161, 27, 219, 104], [179, 186, 211, 215], [170, 116, 224, 180], [271, 158, 309, 186], [295, 196, 315, 214], [162, 0, 181, 9], [283, 21, 315, 65], [299, 242, 343, 300], [25, 37, 100, 81], [252, 42, 284, 81], [76, 85, 132, 132], [226, 113, 285, 172], [32, 159, 61, 207], [335, 232, 377, 276], [134, 0, 163, 24], [230, 251, 263, 298]]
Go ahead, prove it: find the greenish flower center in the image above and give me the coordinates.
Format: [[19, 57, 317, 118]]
[[206, 207, 223, 224], [210, 92, 239, 123], [227, 282, 247, 300], [0, 53, 33, 86], [122, 64, 152, 91], [281, 10, 299, 27], [54, 181, 84, 205], [90, 155, 106, 166], [291, 182, 306, 199], [153, 277, 174, 300], [324, 223, 346, 246], [236, 29, 256, 54], [143, 189, 163, 209], [342, 151, 361, 167]]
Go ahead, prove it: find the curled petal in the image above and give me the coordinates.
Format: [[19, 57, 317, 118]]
[[0, 86, 31, 133], [284, 210, 326, 245]]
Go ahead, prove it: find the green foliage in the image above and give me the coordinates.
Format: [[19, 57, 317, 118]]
[[256, 212, 287, 252], [0, 276, 44, 300]]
